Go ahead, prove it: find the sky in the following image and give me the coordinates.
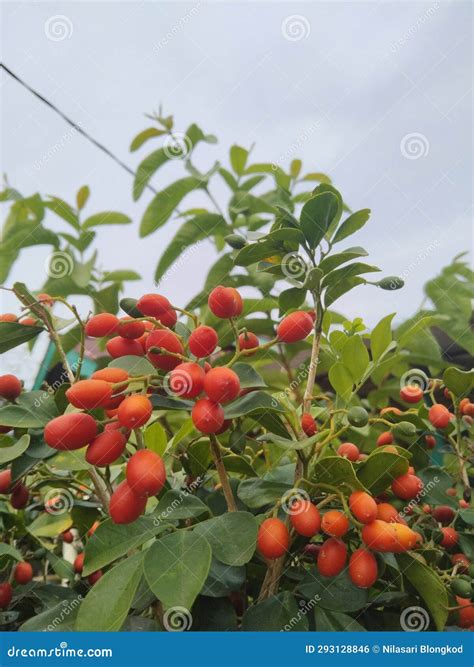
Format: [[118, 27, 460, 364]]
[[1, 0, 472, 380]]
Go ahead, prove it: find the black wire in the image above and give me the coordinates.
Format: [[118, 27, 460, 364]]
[[0, 62, 157, 194]]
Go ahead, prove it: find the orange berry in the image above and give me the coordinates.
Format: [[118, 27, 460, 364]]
[[208, 286, 242, 319], [376, 431, 393, 447], [14, 561, 33, 585], [337, 442, 359, 461], [203, 367, 240, 403], [188, 326, 218, 358], [321, 510, 349, 537], [66, 379, 112, 410], [109, 480, 147, 524], [238, 331, 259, 353], [45, 413, 97, 450], [349, 549, 378, 588], [85, 313, 119, 337], [391, 473, 423, 501], [317, 538, 347, 577], [257, 518, 289, 560], [145, 329, 184, 371], [0, 374, 22, 401], [126, 450, 166, 497], [289, 500, 321, 537], [301, 413, 317, 436], [106, 336, 144, 358], [399, 385, 423, 403], [168, 362, 205, 399], [349, 491, 377, 524], [86, 430, 127, 466], [440, 527, 458, 549], [428, 404, 451, 429], [117, 395, 152, 429], [191, 399, 225, 434], [277, 311, 313, 343]]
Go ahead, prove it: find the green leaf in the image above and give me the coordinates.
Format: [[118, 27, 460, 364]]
[[76, 553, 143, 631], [298, 570, 368, 612], [102, 269, 141, 282], [45, 197, 80, 230], [76, 185, 90, 210], [109, 356, 156, 376], [150, 395, 193, 411], [232, 362, 266, 389], [0, 391, 58, 428], [154, 214, 227, 282], [237, 478, 291, 508], [324, 276, 366, 308], [218, 167, 238, 191], [82, 212, 131, 229], [357, 451, 409, 496], [312, 456, 365, 491], [140, 177, 203, 237], [0, 543, 22, 562], [0, 434, 30, 464], [242, 592, 308, 631], [234, 240, 281, 267], [442, 367, 474, 397], [322, 262, 380, 289], [396, 553, 448, 631], [47, 551, 74, 580], [143, 422, 167, 455], [300, 192, 340, 249], [224, 391, 285, 418], [193, 512, 258, 565], [154, 489, 210, 521], [133, 148, 173, 200], [0, 322, 44, 353], [301, 172, 332, 183], [333, 209, 371, 243], [328, 362, 354, 401], [202, 558, 246, 598], [230, 145, 248, 175], [315, 608, 366, 631], [319, 246, 369, 274], [418, 466, 458, 508], [144, 531, 212, 610], [341, 335, 369, 383], [28, 512, 72, 538], [20, 598, 80, 631], [371, 313, 395, 361], [83, 516, 171, 576], [279, 287, 307, 314], [130, 127, 166, 152]]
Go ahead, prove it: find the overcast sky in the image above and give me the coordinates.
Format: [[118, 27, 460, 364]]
[[1, 0, 472, 379]]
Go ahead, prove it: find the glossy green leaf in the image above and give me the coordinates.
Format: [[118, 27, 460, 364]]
[[193, 512, 258, 565], [312, 456, 365, 491], [0, 435, 30, 464], [298, 570, 368, 612], [130, 127, 166, 152], [237, 478, 292, 508], [396, 553, 448, 631], [242, 592, 308, 631], [76, 553, 143, 631], [0, 322, 44, 353], [442, 367, 474, 397], [300, 192, 339, 249], [140, 177, 203, 237], [144, 531, 212, 610], [333, 209, 371, 243], [28, 512, 72, 538], [328, 362, 354, 401], [371, 313, 395, 361], [82, 212, 131, 229], [230, 145, 248, 175], [224, 391, 285, 418], [357, 451, 409, 496]]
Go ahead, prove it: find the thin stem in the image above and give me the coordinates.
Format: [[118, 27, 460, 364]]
[[209, 435, 237, 512], [89, 468, 110, 512]]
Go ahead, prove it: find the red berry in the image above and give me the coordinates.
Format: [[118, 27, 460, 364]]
[[208, 286, 242, 319], [238, 331, 259, 352], [337, 442, 359, 461], [349, 549, 378, 588], [168, 362, 205, 399], [191, 398, 225, 434], [117, 395, 152, 429], [451, 553, 470, 573], [391, 473, 423, 501], [86, 430, 127, 466], [317, 538, 347, 577], [0, 583, 13, 609], [290, 500, 321, 537], [0, 469, 12, 494], [61, 530, 74, 543], [0, 374, 22, 401], [425, 434, 436, 449], [137, 293, 172, 318], [109, 480, 147, 524], [349, 491, 377, 524], [87, 570, 103, 585], [14, 561, 33, 585], [145, 329, 184, 371], [301, 413, 317, 436], [66, 379, 112, 410], [440, 527, 458, 549], [376, 503, 405, 524], [432, 505, 455, 525], [188, 325, 219, 358], [203, 367, 240, 403], [106, 336, 144, 358], [277, 311, 313, 343], [376, 431, 393, 447], [126, 450, 166, 497], [10, 483, 29, 509], [428, 404, 451, 429], [85, 313, 118, 337], [321, 510, 349, 537], [457, 597, 474, 628], [399, 385, 423, 403], [45, 413, 97, 451], [257, 518, 289, 559], [91, 368, 129, 383], [0, 313, 17, 322], [117, 317, 146, 340], [74, 553, 84, 573]]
